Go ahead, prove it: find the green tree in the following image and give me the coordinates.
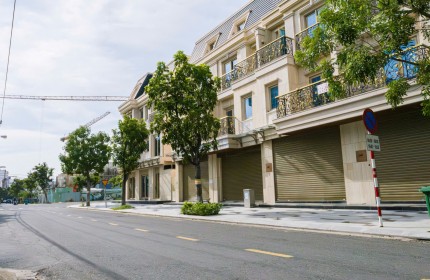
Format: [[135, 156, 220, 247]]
[[9, 178, 25, 198], [294, 0, 430, 115], [23, 176, 38, 199], [146, 51, 220, 202], [30, 162, 54, 203], [108, 174, 123, 188], [59, 126, 111, 206], [72, 174, 100, 192], [111, 116, 148, 205]]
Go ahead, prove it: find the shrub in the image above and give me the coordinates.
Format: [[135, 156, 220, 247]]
[[112, 204, 134, 210], [181, 201, 222, 216]]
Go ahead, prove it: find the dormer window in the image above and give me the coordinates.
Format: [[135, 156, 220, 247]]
[[237, 21, 246, 32], [204, 33, 221, 54], [229, 10, 251, 38]]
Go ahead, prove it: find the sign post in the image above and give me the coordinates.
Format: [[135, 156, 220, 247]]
[[102, 179, 109, 208], [363, 108, 383, 227]]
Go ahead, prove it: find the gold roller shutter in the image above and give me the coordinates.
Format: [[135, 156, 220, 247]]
[[375, 108, 430, 201], [274, 126, 345, 202], [221, 146, 263, 201], [183, 161, 209, 201]]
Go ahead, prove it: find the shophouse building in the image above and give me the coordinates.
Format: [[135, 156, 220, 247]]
[[121, 0, 430, 205]]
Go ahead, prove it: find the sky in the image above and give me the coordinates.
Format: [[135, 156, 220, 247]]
[[0, 0, 248, 179]]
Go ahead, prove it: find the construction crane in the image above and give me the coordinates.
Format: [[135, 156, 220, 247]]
[[2, 95, 128, 101], [60, 111, 111, 142]]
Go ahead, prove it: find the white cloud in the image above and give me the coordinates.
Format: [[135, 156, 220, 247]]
[[0, 0, 246, 177]]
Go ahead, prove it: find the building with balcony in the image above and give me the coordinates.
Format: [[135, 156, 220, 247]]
[[187, 0, 430, 205], [120, 0, 430, 206], [118, 73, 179, 203]]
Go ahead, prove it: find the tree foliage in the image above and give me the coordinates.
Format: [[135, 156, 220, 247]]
[[59, 126, 110, 206], [9, 178, 25, 198], [146, 51, 220, 202], [111, 116, 148, 205], [294, 0, 430, 115], [30, 162, 54, 203]]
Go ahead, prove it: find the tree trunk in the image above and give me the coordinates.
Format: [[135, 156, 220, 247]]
[[121, 173, 128, 206], [195, 163, 203, 203], [43, 189, 48, 203], [86, 180, 91, 207]]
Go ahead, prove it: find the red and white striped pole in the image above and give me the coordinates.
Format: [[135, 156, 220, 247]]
[[369, 147, 383, 227]]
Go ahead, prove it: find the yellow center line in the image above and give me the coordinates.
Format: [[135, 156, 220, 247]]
[[176, 236, 199, 242], [135, 228, 149, 232], [245, 249, 293, 258], [109, 223, 118, 226]]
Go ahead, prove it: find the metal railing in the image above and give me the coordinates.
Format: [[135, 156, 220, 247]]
[[220, 36, 294, 91], [277, 45, 430, 118], [218, 116, 251, 136], [295, 23, 320, 50]]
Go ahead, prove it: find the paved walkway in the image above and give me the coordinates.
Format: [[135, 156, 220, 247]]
[[69, 202, 430, 240]]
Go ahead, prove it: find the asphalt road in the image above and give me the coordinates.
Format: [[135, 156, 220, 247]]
[[0, 203, 429, 280]]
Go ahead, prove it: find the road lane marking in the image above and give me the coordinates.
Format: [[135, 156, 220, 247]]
[[19, 208, 23, 210], [77, 217, 83, 219], [245, 249, 293, 258], [91, 219, 98, 222], [67, 215, 71, 217], [135, 228, 148, 232], [176, 236, 199, 242], [109, 223, 118, 226]]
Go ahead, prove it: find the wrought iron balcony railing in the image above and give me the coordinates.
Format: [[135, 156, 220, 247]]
[[220, 36, 294, 91], [295, 23, 320, 50], [276, 44, 430, 119], [218, 116, 251, 136]]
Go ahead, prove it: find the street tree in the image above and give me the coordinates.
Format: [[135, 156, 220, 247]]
[[294, 0, 430, 115], [59, 126, 110, 206], [111, 116, 148, 205], [9, 178, 25, 198], [146, 51, 220, 202], [72, 174, 100, 192], [23, 175, 38, 199], [30, 162, 54, 203]]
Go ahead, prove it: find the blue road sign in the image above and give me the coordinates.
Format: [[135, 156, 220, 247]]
[[362, 108, 378, 134]]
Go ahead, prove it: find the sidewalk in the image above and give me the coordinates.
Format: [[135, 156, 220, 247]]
[[69, 202, 430, 240]]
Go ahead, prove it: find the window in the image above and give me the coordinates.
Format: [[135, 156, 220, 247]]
[[305, 7, 323, 28], [237, 21, 246, 32], [270, 85, 279, 110], [154, 173, 160, 199], [275, 28, 286, 38], [224, 58, 237, 74], [154, 134, 161, 157], [385, 40, 417, 82], [244, 96, 252, 119], [225, 108, 234, 134]]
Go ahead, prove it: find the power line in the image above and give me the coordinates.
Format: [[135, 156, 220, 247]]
[[1, 95, 129, 101], [0, 0, 17, 126]]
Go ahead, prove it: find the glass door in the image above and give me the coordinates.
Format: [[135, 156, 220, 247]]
[[141, 175, 149, 199]]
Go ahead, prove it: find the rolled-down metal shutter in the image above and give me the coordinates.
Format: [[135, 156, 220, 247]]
[[221, 146, 263, 201], [375, 108, 430, 201], [183, 161, 209, 201], [274, 126, 345, 202]]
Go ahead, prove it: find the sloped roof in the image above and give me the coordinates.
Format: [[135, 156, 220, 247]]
[[190, 0, 284, 63], [134, 73, 153, 99]]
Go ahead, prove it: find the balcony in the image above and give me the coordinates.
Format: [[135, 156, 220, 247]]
[[218, 116, 251, 136], [220, 36, 294, 91], [276, 44, 430, 119], [295, 23, 320, 50]]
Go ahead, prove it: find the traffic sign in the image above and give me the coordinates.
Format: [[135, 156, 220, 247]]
[[362, 108, 378, 134], [102, 179, 109, 186], [366, 134, 381, 152]]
